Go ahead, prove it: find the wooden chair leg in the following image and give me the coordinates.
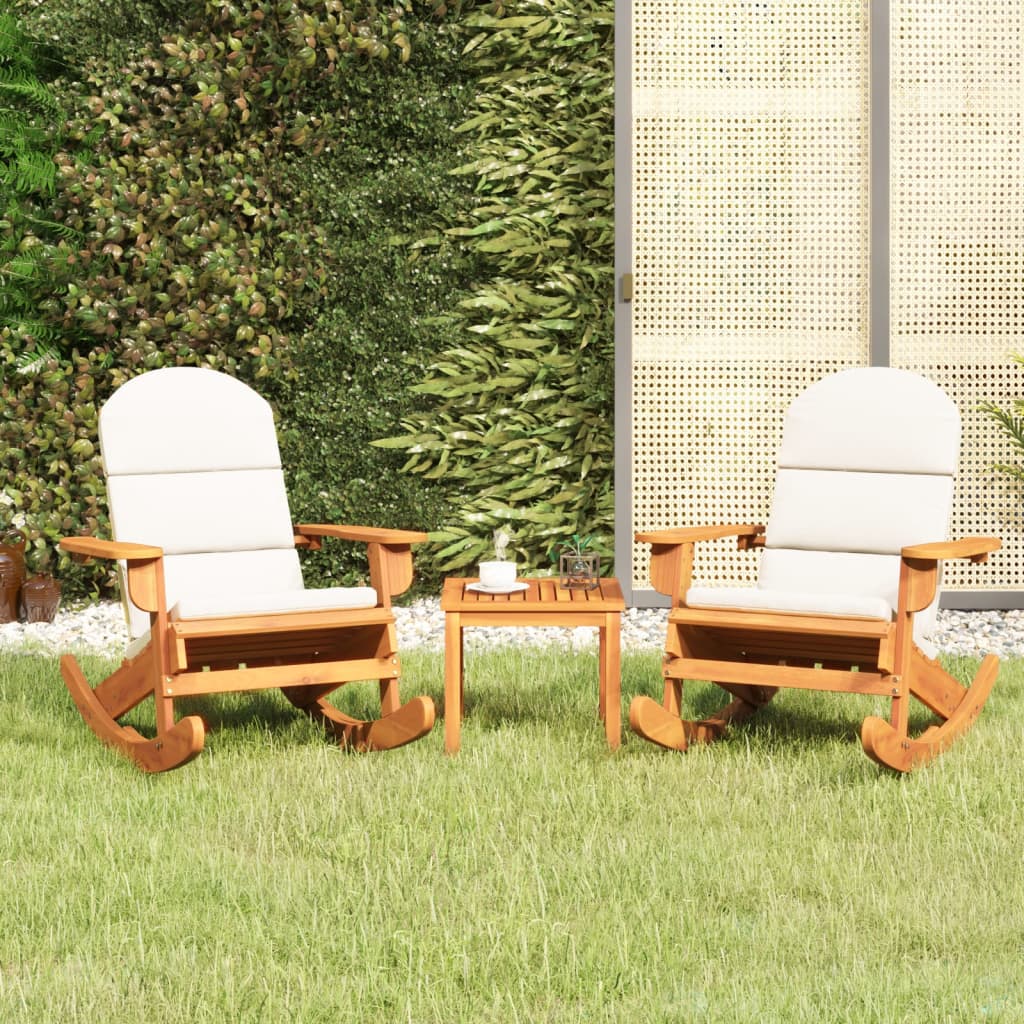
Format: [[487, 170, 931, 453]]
[[662, 677, 683, 716], [379, 676, 401, 717], [861, 654, 997, 771], [61, 655, 204, 773], [906, 646, 968, 719], [299, 695, 435, 752]]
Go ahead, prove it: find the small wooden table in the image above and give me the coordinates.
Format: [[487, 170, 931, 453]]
[[440, 576, 626, 754]]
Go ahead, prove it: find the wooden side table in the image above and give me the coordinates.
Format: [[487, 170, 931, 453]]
[[440, 577, 626, 754]]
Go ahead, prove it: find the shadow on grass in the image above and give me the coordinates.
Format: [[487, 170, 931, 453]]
[[620, 650, 986, 756], [37, 653, 397, 755], [13, 647, 1002, 765]]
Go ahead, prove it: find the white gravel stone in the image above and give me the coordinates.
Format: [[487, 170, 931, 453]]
[[1, 600, 1020, 658]]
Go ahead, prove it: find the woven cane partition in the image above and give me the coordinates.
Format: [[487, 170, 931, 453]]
[[624, 1, 871, 595], [619, 0, 1024, 605], [889, 0, 1024, 593]]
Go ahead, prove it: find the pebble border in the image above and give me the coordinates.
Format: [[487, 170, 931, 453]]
[[1, 600, 1021, 659]]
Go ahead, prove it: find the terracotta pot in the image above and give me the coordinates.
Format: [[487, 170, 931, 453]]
[[0, 530, 26, 624], [21, 573, 62, 624]]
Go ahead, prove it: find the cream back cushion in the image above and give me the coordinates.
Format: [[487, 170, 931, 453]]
[[100, 368, 303, 637], [100, 365, 281, 475], [761, 367, 961, 638]]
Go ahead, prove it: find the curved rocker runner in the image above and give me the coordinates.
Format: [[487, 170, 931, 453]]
[[59, 368, 436, 772], [628, 369, 1001, 771]]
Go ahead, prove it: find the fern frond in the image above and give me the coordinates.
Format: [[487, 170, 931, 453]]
[[980, 396, 1024, 481], [2, 246, 51, 278], [0, 148, 56, 195], [980, 401, 1024, 455], [3, 149, 55, 194], [0, 70, 61, 117], [988, 463, 1024, 484], [2, 312, 61, 342], [14, 340, 61, 374], [21, 209, 79, 242], [0, 15, 35, 72]]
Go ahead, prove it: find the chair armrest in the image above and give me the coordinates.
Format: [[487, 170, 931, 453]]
[[294, 524, 429, 547], [60, 536, 166, 614], [901, 536, 1001, 564], [896, 536, 1001, 616], [635, 525, 766, 605], [293, 524, 427, 604], [61, 537, 164, 561], [635, 524, 765, 545]]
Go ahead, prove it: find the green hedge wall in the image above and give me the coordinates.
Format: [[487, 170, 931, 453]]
[[377, 0, 615, 575], [267, 16, 483, 590], [4, 0, 615, 597], [4, 2, 480, 596]]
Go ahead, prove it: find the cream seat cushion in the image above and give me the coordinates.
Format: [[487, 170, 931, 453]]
[[677, 367, 961, 657], [685, 585, 891, 622], [172, 585, 378, 622], [125, 585, 379, 660]]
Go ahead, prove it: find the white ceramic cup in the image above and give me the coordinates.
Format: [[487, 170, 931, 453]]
[[478, 560, 516, 588]]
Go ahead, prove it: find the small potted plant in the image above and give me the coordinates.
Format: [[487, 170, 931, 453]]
[[552, 534, 600, 591]]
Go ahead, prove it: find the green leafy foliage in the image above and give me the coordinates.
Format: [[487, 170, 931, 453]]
[[376, 0, 615, 574], [13, 0, 204, 70], [4, 0, 615, 597], [0, 12, 72, 351], [2, 3, 462, 595], [258, 11, 483, 590], [980, 354, 1024, 483], [0, 15, 102, 586]]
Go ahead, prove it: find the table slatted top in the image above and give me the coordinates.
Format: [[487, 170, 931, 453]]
[[441, 577, 624, 613]]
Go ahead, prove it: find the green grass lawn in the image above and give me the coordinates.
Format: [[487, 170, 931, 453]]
[[1, 647, 1022, 1023]]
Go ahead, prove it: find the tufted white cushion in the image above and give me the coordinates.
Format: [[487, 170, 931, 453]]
[[108, 469, 296, 555], [686, 585, 892, 622], [100, 367, 281, 475], [172, 585, 377, 621], [766, 469, 953, 555], [777, 366, 960, 475], [759, 549, 900, 607], [101, 368, 381, 639], [682, 368, 959, 653], [124, 585, 378, 658]]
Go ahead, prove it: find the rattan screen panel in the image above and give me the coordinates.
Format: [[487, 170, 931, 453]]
[[890, 0, 1024, 591], [633, 0, 867, 91], [628, 1, 870, 592], [632, 111, 867, 360]]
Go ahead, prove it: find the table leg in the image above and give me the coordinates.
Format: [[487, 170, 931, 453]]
[[600, 613, 621, 750], [444, 612, 463, 755]]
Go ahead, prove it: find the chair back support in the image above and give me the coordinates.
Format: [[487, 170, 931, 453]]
[[100, 368, 302, 637], [763, 367, 961, 635]]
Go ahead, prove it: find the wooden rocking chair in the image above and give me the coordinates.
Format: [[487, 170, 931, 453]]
[[60, 367, 435, 772], [629, 367, 1000, 771]]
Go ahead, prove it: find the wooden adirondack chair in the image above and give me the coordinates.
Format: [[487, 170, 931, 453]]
[[629, 367, 1000, 771], [60, 367, 435, 772]]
